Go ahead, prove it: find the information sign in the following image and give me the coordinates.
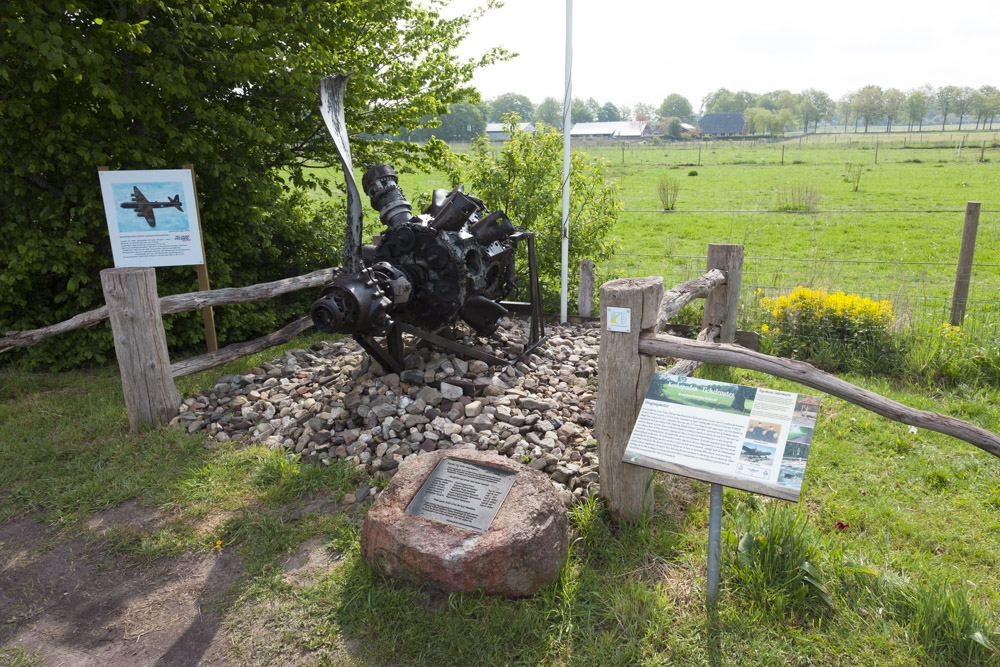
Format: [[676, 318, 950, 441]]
[[624, 374, 820, 501], [99, 168, 204, 268], [406, 458, 516, 532]]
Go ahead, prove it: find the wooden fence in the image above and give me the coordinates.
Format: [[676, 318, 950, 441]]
[[595, 243, 1000, 523], [1, 267, 337, 431]]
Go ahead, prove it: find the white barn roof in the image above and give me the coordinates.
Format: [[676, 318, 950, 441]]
[[569, 121, 649, 137]]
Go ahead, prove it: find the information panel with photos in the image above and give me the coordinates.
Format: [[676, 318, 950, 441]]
[[623, 374, 820, 501]]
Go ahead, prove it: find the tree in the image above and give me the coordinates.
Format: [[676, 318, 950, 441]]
[[0, 0, 506, 368], [597, 101, 621, 122], [796, 94, 820, 134], [459, 118, 620, 309], [437, 102, 487, 142], [666, 117, 684, 138], [952, 86, 975, 131], [585, 97, 601, 117], [633, 102, 657, 121], [658, 94, 693, 122], [838, 93, 855, 132], [618, 105, 633, 121], [536, 97, 563, 129], [571, 98, 593, 123], [744, 107, 772, 135], [905, 89, 930, 131], [883, 88, 906, 132], [801, 89, 834, 132], [972, 86, 1000, 129], [490, 93, 534, 122], [852, 86, 885, 133], [702, 88, 737, 114], [937, 86, 960, 130]]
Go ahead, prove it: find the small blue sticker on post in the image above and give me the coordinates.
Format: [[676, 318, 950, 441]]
[[607, 307, 631, 333]]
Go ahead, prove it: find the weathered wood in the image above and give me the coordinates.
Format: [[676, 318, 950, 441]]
[[1, 267, 337, 352], [664, 325, 718, 377], [949, 201, 981, 326], [702, 244, 743, 344], [184, 163, 218, 352], [170, 316, 313, 377], [656, 268, 726, 330], [595, 276, 664, 522], [638, 332, 1000, 459], [578, 259, 595, 318], [100, 268, 181, 431]]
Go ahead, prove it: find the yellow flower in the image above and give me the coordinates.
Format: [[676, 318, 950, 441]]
[[215, 540, 222, 550], [760, 324, 769, 333]]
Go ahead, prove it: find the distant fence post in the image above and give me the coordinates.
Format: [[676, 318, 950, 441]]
[[950, 201, 981, 327], [595, 276, 663, 522], [701, 244, 744, 344], [100, 267, 181, 431], [578, 259, 594, 318]]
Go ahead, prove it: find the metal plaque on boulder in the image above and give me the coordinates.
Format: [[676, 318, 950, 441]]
[[406, 458, 516, 533]]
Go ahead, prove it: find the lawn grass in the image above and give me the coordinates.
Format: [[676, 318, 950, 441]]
[[2, 345, 998, 664]]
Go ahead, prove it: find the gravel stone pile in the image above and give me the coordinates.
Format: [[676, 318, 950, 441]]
[[171, 318, 603, 507]]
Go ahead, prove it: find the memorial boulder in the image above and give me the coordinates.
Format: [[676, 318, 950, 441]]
[[361, 449, 568, 597]]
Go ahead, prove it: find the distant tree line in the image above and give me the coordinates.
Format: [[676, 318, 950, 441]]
[[420, 84, 1000, 142]]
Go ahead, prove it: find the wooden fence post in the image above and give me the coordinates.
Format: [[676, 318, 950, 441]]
[[702, 244, 744, 343], [950, 201, 981, 327], [578, 259, 594, 318], [595, 276, 663, 522], [100, 267, 181, 431]]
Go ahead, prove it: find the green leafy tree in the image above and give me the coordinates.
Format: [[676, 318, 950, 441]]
[[666, 117, 684, 138], [883, 88, 906, 132], [838, 93, 855, 132], [937, 85, 960, 130], [571, 98, 593, 123], [952, 86, 975, 130], [805, 89, 835, 131], [536, 96, 563, 128], [0, 0, 505, 368], [905, 89, 930, 131], [437, 102, 487, 142], [972, 86, 1000, 129], [597, 101, 621, 122], [458, 117, 620, 309], [585, 97, 601, 117], [489, 92, 534, 122], [658, 94, 693, 122], [796, 94, 820, 134], [852, 85, 885, 133]]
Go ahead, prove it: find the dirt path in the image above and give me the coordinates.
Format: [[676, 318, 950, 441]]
[[0, 506, 242, 666]]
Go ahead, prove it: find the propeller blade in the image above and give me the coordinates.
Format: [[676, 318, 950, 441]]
[[319, 74, 364, 273]]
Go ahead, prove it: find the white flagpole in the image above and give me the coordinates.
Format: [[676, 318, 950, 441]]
[[560, 0, 572, 323]]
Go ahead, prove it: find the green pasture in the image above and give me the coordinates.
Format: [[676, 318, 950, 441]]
[[330, 131, 1000, 339]]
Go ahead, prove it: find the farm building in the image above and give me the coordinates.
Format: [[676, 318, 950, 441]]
[[569, 121, 650, 139], [698, 113, 747, 136], [485, 122, 535, 142]]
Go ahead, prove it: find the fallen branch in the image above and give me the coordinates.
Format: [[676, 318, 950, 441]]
[[638, 332, 1000, 459], [1, 268, 336, 353], [170, 316, 314, 378], [656, 269, 726, 331]]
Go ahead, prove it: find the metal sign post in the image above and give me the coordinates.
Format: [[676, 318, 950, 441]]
[[706, 483, 723, 606]]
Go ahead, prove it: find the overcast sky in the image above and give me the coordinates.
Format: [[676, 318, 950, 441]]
[[444, 0, 998, 113]]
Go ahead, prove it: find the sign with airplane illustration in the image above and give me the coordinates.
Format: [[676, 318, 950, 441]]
[[623, 374, 821, 502], [99, 168, 204, 267]]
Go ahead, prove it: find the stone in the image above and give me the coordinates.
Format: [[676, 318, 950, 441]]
[[361, 449, 568, 597], [416, 386, 443, 407], [439, 382, 464, 401]]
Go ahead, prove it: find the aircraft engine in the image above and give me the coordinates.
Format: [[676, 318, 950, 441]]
[[310, 163, 518, 339]]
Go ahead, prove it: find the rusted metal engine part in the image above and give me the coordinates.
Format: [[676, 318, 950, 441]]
[[310, 163, 519, 343]]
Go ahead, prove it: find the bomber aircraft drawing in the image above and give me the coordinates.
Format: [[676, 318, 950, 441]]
[[119, 186, 183, 227], [741, 444, 773, 463]]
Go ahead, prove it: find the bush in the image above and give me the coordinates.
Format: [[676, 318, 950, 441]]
[[657, 176, 680, 210], [758, 286, 903, 374], [455, 116, 620, 310]]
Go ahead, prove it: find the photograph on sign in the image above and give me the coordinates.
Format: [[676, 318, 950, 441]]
[[623, 374, 820, 501], [99, 168, 204, 268], [405, 458, 516, 533]]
